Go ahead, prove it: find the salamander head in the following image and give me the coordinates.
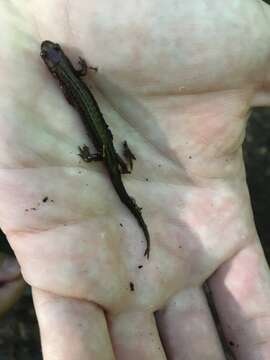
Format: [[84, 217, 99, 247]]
[[40, 40, 63, 71]]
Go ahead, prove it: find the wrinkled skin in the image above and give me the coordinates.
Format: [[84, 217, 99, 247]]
[[1, 0, 270, 359]]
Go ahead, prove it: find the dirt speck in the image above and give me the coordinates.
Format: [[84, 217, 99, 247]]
[[129, 282, 135, 292]]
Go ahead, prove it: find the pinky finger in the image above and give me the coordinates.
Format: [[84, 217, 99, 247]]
[[33, 289, 115, 360]]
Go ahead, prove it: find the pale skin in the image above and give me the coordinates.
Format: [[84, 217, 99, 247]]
[[0, 0, 270, 359]]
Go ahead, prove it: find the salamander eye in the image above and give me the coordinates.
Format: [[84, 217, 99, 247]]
[[53, 44, 61, 50], [40, 49, 47, 58]]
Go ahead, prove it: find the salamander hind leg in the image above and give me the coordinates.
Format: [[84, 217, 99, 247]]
[[130, 197, 142, 211], [78, 145, 103, 162], [116, 153, 130, 174], [123, 141, 136, 171]]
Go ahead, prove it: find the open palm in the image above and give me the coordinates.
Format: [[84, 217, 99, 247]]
[[1, 1, 270, 359]]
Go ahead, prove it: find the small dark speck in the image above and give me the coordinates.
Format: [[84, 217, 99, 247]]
[[179, 245, 182, 248], [78, 171, 82, 174], [188, 155, 192, 159], [50, 199, 54, 203], [158, 164, 161, 167], [86, 183, 89, 186], [25, 209, 29, 212], [229, 341, 235, 347], [129, 282, 135, 292], [31, 207, 37, 211], [145, 178, 149, 182], [42, 196, 48, 203], [138, 265, 143, 269], [120, 223, 123, 227]]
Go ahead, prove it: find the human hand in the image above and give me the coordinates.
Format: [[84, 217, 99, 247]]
[[1, 1, 270, 359]]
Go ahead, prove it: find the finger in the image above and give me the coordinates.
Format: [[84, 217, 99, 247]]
[[0, 253, 21, 282], [156, 287, 226, 360], [250, 1, 270, 107], [0, 278, 25, 317], [0, 253, 25, 317], [32, 288, 115, 360], [251, 76, 270, 107], [208, 241, 270, 359], [108, 311, 166, 359]]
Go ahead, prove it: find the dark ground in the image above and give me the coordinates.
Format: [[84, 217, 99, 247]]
[[245, 109, 270, 261], [0, 107, 269, 359]]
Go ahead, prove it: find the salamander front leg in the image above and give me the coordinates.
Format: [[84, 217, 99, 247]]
[[78, 145, 103, 162], [75, 57, 98, 77]]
